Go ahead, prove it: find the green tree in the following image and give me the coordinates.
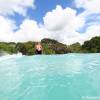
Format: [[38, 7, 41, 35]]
[[68, 42, 82, 53], [82, 36, 100, 53]]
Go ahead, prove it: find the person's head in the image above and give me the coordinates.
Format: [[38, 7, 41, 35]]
[[36, 42, 41, 45]]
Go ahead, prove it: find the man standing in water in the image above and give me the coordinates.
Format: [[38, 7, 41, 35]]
[[35, 42, 43, 54]]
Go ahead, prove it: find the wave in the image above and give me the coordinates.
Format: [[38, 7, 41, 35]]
[[0, 53, 23, 62]]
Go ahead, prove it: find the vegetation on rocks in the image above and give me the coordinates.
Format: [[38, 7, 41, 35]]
[[0, 36, 100, 56]]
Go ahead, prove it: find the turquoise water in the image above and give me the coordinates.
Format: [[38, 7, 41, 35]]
[[0, 54, 100, 100]]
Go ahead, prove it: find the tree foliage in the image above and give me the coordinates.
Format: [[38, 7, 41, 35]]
[[82, 36, 100, 53], [0, 36, 100, 56], [68, 42, 82, 53]]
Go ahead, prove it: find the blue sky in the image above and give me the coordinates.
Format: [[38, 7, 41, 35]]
[[29, 0, 75, 22], [0, 0, 100, 44], [8, 0, 84, 31], [9, 0, 76, 25]]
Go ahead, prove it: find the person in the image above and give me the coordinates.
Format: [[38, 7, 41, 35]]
[[35, 42, 43, 54]]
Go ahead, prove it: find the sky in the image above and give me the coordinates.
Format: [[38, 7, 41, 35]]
[[0, 0, 100, 45]]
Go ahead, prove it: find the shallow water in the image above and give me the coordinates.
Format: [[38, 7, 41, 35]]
[[0, 54, 100, 100]]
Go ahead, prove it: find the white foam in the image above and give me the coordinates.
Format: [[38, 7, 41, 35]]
[[0, 53, 23, 62]]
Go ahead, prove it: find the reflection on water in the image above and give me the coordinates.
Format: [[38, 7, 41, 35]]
[[0, 54, 100, 100]]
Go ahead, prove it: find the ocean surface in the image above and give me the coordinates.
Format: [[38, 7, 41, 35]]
[[0, 54, 100, 100]]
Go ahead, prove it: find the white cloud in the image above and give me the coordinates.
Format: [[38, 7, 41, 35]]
[[44, 5, 84, 31], [2, 5, 84, 44], [0, 0, 35, 16], [0, 4, 100, 45], [74, 0, 100, 43], [0, 16, 16, 34], [84, 25, 100, 39], [0, 17, 49, 42], [43, 5, 85, 44], [0, 16, 16, 42], [75, 0, 100, 14], [43, 5, 100, 44], [14, 19, 49, 42]]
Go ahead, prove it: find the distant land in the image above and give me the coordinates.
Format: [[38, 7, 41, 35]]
[[0, 36, 100, 56]]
